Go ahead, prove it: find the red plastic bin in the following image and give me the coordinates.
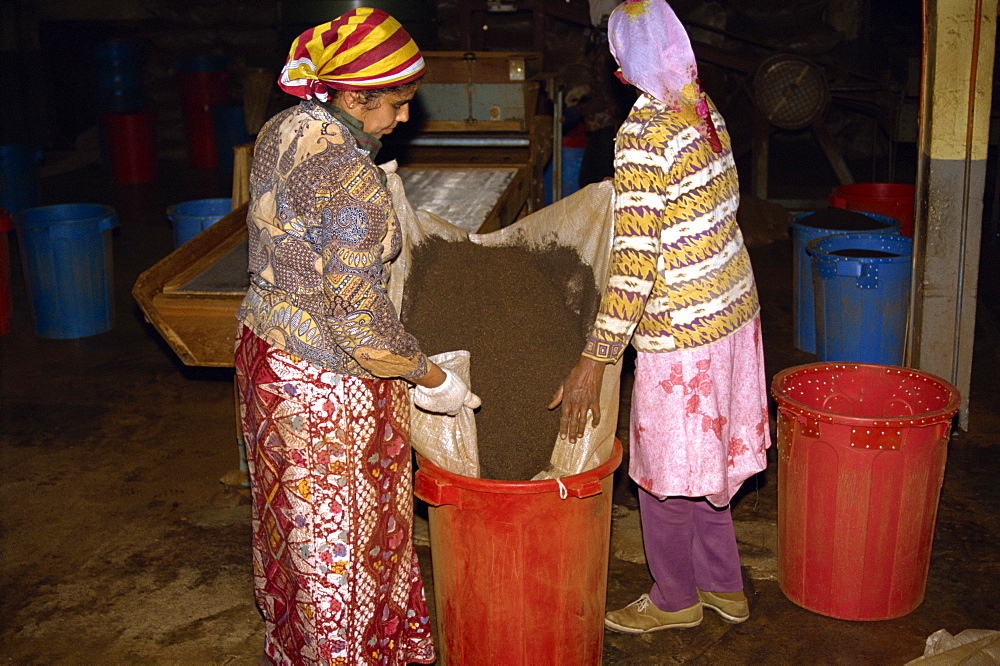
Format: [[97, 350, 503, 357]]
[[104, 111, 157, 184], [829, 183, 916, 237], [414, 439, 622, 665], [181, 68, 230, 168], [772, 363, 960, 621]]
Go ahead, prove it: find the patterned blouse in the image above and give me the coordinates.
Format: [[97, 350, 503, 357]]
[[237, 101, 428, 381], [583, 93, 760, 363]]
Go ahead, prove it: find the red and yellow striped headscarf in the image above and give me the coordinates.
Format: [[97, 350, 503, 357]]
[[278, 8, 425, 101]]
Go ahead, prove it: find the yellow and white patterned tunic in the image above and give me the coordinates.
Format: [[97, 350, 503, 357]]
[[583, 93, 760, 363]]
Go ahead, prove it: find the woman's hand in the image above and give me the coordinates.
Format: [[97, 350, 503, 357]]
[[548, 357, 607, 443], [413, 362, 447, 389]]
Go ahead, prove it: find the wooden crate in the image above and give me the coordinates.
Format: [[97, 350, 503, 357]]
[[402, 51, 554, 214], [133, 205, 247, 367]]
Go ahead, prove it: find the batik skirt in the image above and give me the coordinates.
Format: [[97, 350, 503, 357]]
[[235, 325, 435, 665]]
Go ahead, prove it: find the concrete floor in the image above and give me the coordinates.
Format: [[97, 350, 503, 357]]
[[1, 153, 999, 665]]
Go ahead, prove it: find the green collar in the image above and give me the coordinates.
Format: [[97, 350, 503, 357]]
[[313, 99, 382, 161]]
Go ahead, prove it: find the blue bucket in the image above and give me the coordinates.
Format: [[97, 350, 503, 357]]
[[167, 198, 232, 247], [0, 145, 41, 214], [13, 204, 118, 339], [806, 232, 913, 365], [93, 40, 146, 113], [791, 209, 900, 354]]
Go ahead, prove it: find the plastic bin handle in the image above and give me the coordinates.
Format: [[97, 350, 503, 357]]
[[836, 260, 862, 277], [100, 215, 119, 232], [564, 478, 604, 499], [413, 470, 463, 508]]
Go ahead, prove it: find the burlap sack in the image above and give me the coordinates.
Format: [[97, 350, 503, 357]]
[[383, 161, 621, 479], [408, 350, 480, 477]]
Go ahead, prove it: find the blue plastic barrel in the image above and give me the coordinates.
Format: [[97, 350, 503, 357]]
[[791, 209, 900, 354], [543, 147, 586, 205], [13, 204, 118, 339], [210, 104, 250, 172], [93, 40, 146, 113], [166, 198, 232, 247], [0, 145, 41, 214], [806, 233, 913, 365]]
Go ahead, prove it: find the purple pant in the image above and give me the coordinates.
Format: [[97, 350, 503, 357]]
[[639, 489, 744, 612]]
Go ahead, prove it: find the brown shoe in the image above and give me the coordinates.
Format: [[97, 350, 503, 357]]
[[604, 594, 703, 634], [697, 589, 750, 623]]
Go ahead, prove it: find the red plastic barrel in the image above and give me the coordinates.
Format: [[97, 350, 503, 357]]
[[829, 183, 916, 237], [104, 111, 157, 184], [772, 363, 960, 621], [414, 439, 622, 665], [0, 207, 11, 334], [181, 68, 230, 168]]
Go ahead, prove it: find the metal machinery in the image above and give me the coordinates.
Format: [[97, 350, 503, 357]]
[[395, 50, 555, 231], [750, 53, 853, 201], [134, 51, 556, 367]]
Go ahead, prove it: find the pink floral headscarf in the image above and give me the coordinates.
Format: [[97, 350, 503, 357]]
[[608, 0, 722, 152]]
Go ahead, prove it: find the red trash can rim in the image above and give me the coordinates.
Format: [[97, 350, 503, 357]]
[[416, 438, 623, 496], [831, 182, 915, 196], [771, 362, 961, 428], [0, 208, 11, 233]]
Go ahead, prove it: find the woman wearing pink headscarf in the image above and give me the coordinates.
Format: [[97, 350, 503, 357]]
[[551, 0, 772, 633]]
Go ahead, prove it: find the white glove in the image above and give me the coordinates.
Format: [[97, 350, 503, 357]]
[[412, 369, 482, 416]]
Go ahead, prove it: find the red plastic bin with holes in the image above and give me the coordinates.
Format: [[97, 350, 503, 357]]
[[771, 362, 960, 621], [414, 439, 622, 665]]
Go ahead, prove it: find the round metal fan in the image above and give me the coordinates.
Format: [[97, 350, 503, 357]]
[[748, 53, 853, 199], [752, 54, 830, 131]]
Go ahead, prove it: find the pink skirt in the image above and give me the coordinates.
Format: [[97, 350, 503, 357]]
[[629, 316, 771, 507]]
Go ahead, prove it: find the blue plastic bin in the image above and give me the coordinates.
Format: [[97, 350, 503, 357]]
[[0, 145, 41, 214], [167, 198, 232, 247], [792, 209, 900, 354], [13, 204, 118, 339], [211, 105, 250, 172], [93, 40, 146, 113], [543, 147, 586, 206], [806, 232, 913, 365]]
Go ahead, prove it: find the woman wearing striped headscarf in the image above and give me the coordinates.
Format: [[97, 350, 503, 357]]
[[551, 0, 772, 634], [235, 9, 476, 663]]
